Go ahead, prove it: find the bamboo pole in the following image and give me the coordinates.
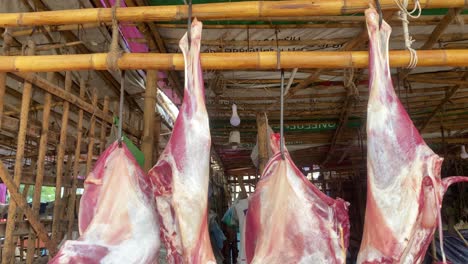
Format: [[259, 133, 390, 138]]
[[1, 49, 468, 71], [86, 91, 98, 175], [0, 162, 57, 256], [0, 29, 12, 129], [99, 96, 110, 153], [66, 78, 86, 239], [51, 71, 72, 244], [2, 41, 35, 264], [0, 0, 464, 27], [142, 70, 157, 171], [25, 72, 54, 264], [153, 115, 161, 163]]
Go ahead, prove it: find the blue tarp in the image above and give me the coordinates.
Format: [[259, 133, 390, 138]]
[[423, 230, 468, 264]]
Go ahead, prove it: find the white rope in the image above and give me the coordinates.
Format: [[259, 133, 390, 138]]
[[393, 0, 422, 19], [394, 0, 421, 69]]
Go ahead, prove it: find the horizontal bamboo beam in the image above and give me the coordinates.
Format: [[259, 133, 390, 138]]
[[1, 49, 468, 71], [0, 0, 464, 27]]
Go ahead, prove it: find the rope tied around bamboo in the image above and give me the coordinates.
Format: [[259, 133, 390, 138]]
[[394, 0, 421, 69], [106, 0, 122, 72], [2, 28, 13, 55]]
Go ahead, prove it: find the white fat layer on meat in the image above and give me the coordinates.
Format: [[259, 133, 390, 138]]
[[254, 157, 344, 264]]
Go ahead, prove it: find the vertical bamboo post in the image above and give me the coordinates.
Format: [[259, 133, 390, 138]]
[[256, 112, 269, 175], [142, 70, 158, 171], [86, 90, 98, 175], [26, 73, 53, 264], [0, 30, 12, 129], [51, 71, 72, 244], [64, 150, 74, 185], [99, 96, 110, 153], [153, 115, 161, 164], [2, 40, 35, 264], [66, 78, 86, 239]]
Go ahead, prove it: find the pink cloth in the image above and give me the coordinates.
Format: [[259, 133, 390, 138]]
[[0, 184, 6, 203]]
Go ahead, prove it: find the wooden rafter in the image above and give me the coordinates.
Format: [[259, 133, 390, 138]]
[[419, 72, 468, 131], [27, 0, 143, 115], [10, 72, 141, 138]]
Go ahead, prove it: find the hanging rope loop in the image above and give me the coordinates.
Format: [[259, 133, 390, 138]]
[[394, 0, 421, 69], [106, 0, 123, 72]]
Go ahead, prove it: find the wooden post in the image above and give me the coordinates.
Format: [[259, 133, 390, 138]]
[[0, 162, 57, 255], [142, 70, 158, 171], [0, 30, 12, 129], [25, 73, 54, 264], [66, 78, 86, 238], [86, 90, 98, 175], [153, 115, 161, 164], [256, 112, 269, 175], [2, 40, 35, 264], [51, 71, 72, 244], [99, 96, 110, 153]]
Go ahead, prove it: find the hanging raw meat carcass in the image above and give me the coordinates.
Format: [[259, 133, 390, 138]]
[[245, 133, 350, 264], [357, 7, 468, 264], [148, 18, 216, 264], [50, 142, 160, 263]]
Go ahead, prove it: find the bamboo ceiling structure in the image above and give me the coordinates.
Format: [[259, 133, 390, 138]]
[[0, 0, 468, 261]]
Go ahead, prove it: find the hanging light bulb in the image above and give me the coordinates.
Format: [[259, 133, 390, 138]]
[[461, 145, 468, 159], [230, 103, 241, 127], [229, 130, 241, 150]]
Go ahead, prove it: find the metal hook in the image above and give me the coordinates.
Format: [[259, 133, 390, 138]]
[[280, 69, 285, 160], [375, 0, 383, 29], [187, 0, 192, 51], [118, 70, 125, 148]]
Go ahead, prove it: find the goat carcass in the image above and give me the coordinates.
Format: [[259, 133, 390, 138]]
[[148, 18, 215, 264], [245, 133, 350, 264], [357, 8, 468, 264], [50, 142, 160, 263]]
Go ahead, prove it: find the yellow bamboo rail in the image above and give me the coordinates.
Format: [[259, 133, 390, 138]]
[[0, 0, 464, 27], [0, 49, 467, 71]]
